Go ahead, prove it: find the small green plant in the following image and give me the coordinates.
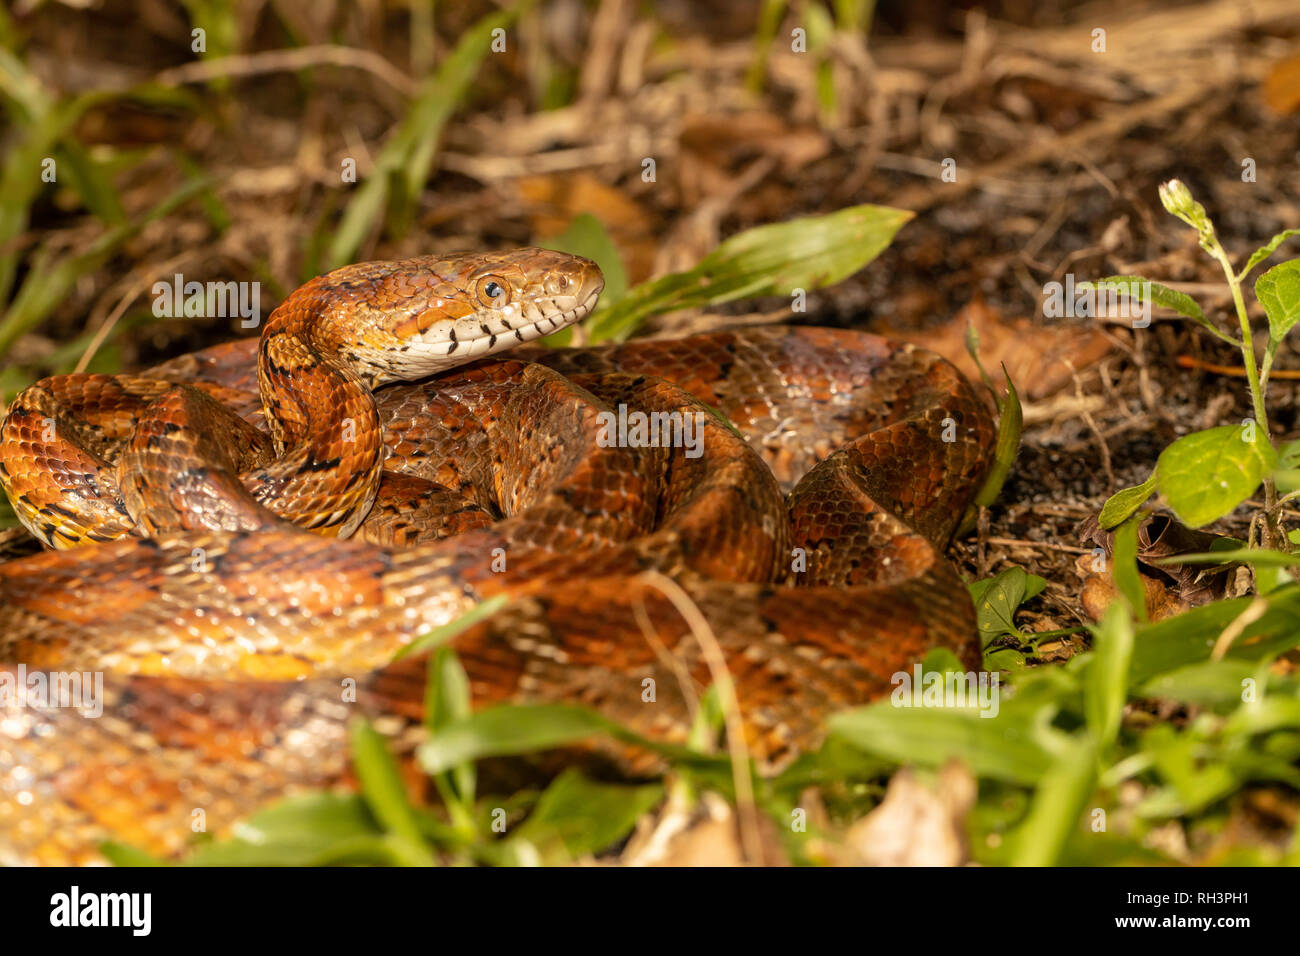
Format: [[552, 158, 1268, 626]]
[[1094, 180, 1300, 556]]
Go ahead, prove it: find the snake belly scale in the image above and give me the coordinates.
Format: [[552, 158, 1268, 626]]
[[0, 248, 994, 864]]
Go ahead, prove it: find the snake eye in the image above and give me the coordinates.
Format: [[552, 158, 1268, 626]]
[[477, 276, 510, 307]]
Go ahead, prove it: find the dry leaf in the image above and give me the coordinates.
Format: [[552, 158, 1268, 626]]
[[876, 300, 1114, 401], [846, 763, 976, 866], [1263, 53, 1300, 115]]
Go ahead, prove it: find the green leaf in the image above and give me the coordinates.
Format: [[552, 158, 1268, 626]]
[[1086, 276, 1237, 346], [968, 566, 1046, 643], [1128, 586, 1300, 683], [1083, 602, 1135, 747], [99, 843, 170, 867], [1239, 229, 1300, 280], [349, 718, 434, 863], [1157, 547, 1300, 568], [55, 142, 126, 225], [829, 706, 1052, 786], [1154, 424, 1276, 528], [1092, 275, 1205, 322], [508, 769, 663, 860], [1098, 474, 1156, 529], [586, 203, 913, 342], [1138, 659, 1284, 706], [425, 648, 476, 806], [0, 175, 212, 356], [1110, 515, 1146, 623], [1008, 737, 1098, 866], [983, 645, 1030, 672], [418, 703, 706, 775], [184, 793, 388, 866], [1137, 724, 1239, 818], [973, 365, 1021, 510], [538, 213, 628, 347], [1275, 438, 1300, 493], [1256, 259, 1300, 347], [540, 213, 628, 304]]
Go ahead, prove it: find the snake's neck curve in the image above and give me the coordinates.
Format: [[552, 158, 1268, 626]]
[[252, 282, 386, 538]]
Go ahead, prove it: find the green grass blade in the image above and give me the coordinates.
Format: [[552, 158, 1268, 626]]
[[586, 203, 913, 342], [326, 5, 522, 269]]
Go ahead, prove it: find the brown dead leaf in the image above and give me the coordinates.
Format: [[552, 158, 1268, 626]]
[[1075, 514, 1244, 622], [627, 793, 790, 867], [845, 762, 976, 866], [875, 300, 1114, 401], [1263, 53, 1300, 115]]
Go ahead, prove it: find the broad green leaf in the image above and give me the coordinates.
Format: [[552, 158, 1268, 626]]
[[769, 736, 893, 792], [1256, 259, 1300, 346], [508, 769, 663, 860], [587, 204, 912, 342], [919, 646, 967, 676], [968, 566, 1046, 643], [1154, 424, 1276, 528], [1222, 695, 1300, 736], [99, 843, 170, 867], [1098, 474, 1155, 529], [185, 793, 384, 865], [829, 701, 1054, 786], [540, 213, 628, 304], [1137, 659, 1277, 706], [1240, 229, 1300, 280], [1083, 602, 1134, 747], [1275, 438, 1300, 493], [983, 645, 1029, 672]]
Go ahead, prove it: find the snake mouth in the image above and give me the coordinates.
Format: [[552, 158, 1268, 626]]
[[521, 284, 603, 337], [453, 272, 603, 359]]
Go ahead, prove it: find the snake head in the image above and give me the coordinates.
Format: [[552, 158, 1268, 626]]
[[297, 247, 605, 386]]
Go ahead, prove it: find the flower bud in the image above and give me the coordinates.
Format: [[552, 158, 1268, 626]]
[[1158, 179, 1213, 235]]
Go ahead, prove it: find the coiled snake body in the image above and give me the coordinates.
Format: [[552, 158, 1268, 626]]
[[0, 248, 994, 864]]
